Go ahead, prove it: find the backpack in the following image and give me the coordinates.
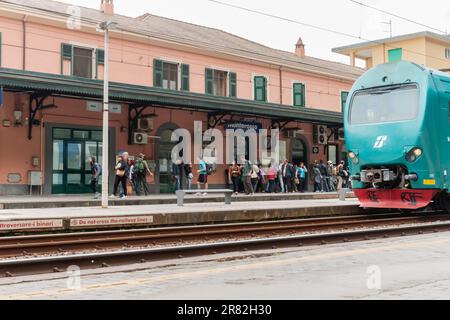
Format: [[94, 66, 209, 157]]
[[134, 159, 145, 174], [95, 163, 102, 176], [206, 163, 214, 176]]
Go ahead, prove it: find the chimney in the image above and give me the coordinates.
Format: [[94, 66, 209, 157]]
[[100, 0, 114, 16], [295, 37, 305, 58]]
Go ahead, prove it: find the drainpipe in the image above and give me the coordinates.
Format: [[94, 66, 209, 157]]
[[279, 66, 283, 105], [22, 15, 28, 70]]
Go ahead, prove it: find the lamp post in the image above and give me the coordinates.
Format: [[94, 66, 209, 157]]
[[98, 20, 118, 208]]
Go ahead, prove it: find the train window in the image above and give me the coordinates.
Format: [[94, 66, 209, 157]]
[[349, 84, 419, 125]]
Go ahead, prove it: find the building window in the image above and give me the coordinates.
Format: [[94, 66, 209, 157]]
[[205, 68, 237, 97], [154, 59, 189, 91], [446, 48, 450, 60], [73, 47, 93, 78], [341, 91, 349, 113], [388, 48, 402, 62], [293, 83, 305, 108], [254, 76, 267, 102], [61, 43, 95, 78]]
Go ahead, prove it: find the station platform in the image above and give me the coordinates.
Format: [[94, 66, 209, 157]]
[[0, 191, 355, 209], [0, 197, 362, 234]]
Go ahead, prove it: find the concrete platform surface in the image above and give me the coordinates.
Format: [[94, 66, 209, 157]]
[[1, 228, 444, 299], [0, 192, 355, 209], [0, 199, 361, 233]]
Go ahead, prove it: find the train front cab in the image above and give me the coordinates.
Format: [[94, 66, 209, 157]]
[[344, 61, 450, 211]]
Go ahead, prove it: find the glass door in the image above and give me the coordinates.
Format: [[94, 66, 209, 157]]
[[158, 129, 176, 194], [51, 128, 103, 194], [66, 141, 84, 194]]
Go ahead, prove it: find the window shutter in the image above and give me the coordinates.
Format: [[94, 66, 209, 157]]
[[229, 72, 237, 98], [205, 68, 214, 94], [254, 76, 267, 102], [61, 43, 73, 74], [181, 64, 190, 91], [62, 43, 73, 60], [153, 59, 164, 88], [96, 49, 105, 65], [293, 83, 305, 108]]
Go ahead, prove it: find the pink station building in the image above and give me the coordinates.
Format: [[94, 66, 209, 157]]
[[0, 0, 363, 195]]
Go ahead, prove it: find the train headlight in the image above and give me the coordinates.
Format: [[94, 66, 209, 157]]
[[406, 147, 423, 163], [348, 151, 359, 164]]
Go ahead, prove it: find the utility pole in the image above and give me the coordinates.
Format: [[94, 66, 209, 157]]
[[98, 20, 118, 208]]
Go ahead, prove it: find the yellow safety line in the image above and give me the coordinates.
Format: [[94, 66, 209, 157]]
[[1, 236, 449, 300]]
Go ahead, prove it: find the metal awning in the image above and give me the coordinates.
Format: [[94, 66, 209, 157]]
[[0, 67, 344, 125]]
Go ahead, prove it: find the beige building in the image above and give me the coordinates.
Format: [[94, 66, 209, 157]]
[[332, 31, 450, 72]]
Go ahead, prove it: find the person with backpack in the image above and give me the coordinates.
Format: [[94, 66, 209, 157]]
[[196, 157, 209, 196], [134, 153, 154, 196], [240, 155, 254, 196], [266, 162, 276, 193], [88, 156, 101, 199], [111, 152, 130, 199], [183, 163, 193, 191], [337, 160, 346, 191]]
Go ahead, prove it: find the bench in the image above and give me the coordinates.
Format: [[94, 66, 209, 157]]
[[176, 189, 234, 206]]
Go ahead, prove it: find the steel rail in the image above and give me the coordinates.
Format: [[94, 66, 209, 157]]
[[1, 213, 450, 278], [0, 212, 448, 257]]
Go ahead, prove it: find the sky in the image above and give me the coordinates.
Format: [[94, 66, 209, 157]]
[[57, 0, 450, 66]]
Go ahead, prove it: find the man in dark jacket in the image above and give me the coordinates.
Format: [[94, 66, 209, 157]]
[[319, 160, 330, 192], [89, 156, 101, 199], [281, 160, 295, 193]]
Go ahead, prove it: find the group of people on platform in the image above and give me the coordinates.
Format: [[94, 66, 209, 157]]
[[87, 151, 154, 199], [227, 157, 351, 196], [87, 152, 351, 199]]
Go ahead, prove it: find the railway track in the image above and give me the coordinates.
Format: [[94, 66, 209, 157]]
[[1, 212, 450, 278]]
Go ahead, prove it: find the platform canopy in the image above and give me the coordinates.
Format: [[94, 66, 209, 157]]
[[0, 68, 344, 125]]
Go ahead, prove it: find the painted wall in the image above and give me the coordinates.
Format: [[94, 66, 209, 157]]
[[0, 16, 353, 107], [357, 36, 450, 71]]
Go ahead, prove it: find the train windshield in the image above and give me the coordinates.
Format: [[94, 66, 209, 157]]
[[349, 84, 420, 125]]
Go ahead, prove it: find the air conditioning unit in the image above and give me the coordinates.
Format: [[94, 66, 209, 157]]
[[313, 125, 328, 145], [133, 132, 148, 145], [137, 117, 154, 132], [338, 128, 345, 141]]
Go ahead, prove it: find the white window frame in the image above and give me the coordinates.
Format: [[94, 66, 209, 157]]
[[69, 41, 97, 79], [207, 66, 232, 97], [157, 57, 184, 90], [445, 48, 450, 60]]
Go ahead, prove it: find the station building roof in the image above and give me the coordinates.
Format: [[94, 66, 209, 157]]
[[0, 0, 364, 81]]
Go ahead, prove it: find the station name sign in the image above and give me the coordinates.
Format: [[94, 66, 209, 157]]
[[224, 121, 263, 133]]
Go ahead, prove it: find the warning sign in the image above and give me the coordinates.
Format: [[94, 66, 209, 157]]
[[70, 215, 154, 228]]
